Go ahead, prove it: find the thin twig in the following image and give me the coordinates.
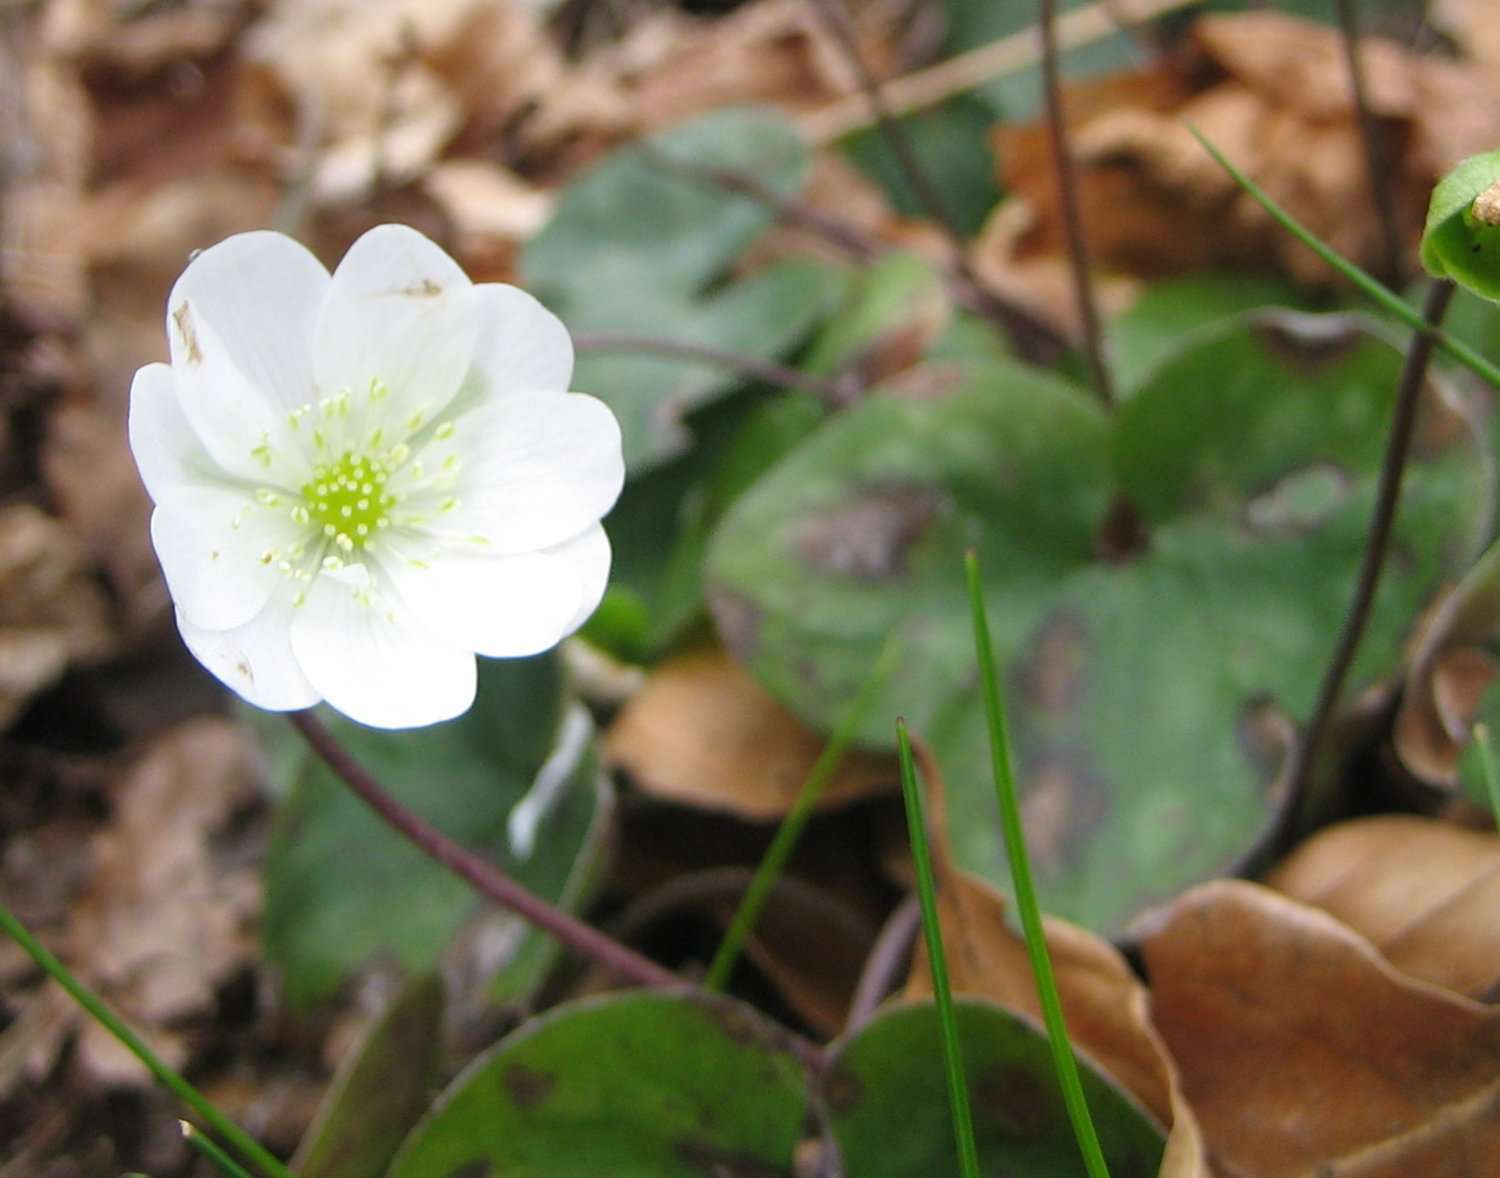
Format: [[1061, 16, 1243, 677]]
[[1335, 0, 1406, 286], [1281, 279, 1456, 813], [804, 0, 1068, 362], [1040, 0, 1115, 409], [288, 711, 681, 991], [572, 333, 861, 408], [799, 0, 1199, 144]]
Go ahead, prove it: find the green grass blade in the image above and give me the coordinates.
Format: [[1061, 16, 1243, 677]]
[[705, 636, 902, 991], [182, 1122, 256, 1178], [964, 551, 1111, 1178], [1473, 723, 1500, 828], [0, 901, 293, 1178], [896, 720, 982, 1178], [1190, 128, 1499, 391]]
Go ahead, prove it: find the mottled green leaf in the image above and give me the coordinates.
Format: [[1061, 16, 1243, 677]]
[[388, 992, 810, 1178], [825, 999, 1165, 1178], [709, 312, 1487, 933]]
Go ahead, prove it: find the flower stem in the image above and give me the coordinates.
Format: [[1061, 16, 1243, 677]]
[[0, 901, 291, 1178], [287, 710, 680, 991], [1039, 0, 1115, 409], [704, 637, 901, 991], [1334, 0, 1406, 286], [896, 720, 981, 1178], [1280, 278, 1456, 820], [965, 551, 1112, 1178]]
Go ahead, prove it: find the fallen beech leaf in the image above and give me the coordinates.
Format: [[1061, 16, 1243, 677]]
[[1434, 0, 1500, 71], [605, 648, 894, 820], [1138, 881, 1500, 1178], [68, 720, 260, 1084], [1266, 816, 1500, 1000]]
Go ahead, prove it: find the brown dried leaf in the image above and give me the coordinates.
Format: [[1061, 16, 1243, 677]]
[[605, 648, 894, 820], [1138, 881, 1500, 1178], [0, 505, 111, 730], [1266, 816, 1500, 1000], [67, 719, 260, 1084], [1434, 0, 1500, 71]]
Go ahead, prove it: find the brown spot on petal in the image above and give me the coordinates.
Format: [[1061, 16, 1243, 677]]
[[402, 277, 444, 297], [172, 302, 203, 365], [795, 485, 942, 580]]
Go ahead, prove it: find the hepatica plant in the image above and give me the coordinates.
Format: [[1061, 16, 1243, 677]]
[[130, 225, 624, 728]]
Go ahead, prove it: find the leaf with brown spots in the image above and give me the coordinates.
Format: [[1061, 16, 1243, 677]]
[[1266, 816, 1500, 1000], [1138, 881, 1500, 1178], [709, 312, 1487, 935], [388, 992, 811, 1178]]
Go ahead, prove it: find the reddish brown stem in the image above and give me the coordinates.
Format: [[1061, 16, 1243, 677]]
[[288, 710, 681, 991], [1039, 0, 1115, 408], [1335, 0, 1406, 286]]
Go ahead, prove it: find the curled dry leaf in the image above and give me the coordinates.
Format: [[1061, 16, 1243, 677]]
[[604, 647, 894, 821], [1266, 815, 1500, 1000], [989, 10, 1500, 289], [0, 504, 111, 730], [66, 719, 260, 1083], [905, 867, 1211, 1178], [1138, 880, 1500, 1178]]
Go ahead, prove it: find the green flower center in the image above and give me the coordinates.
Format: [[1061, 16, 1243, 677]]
[[300, 451, 396, 552]]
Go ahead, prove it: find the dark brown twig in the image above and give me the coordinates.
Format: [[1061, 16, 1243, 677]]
[[572, 333, 862, 408], [1335, 0, 1406, 286], [804, 0, 1068, 364], [289, 710, 680, 990], [1281, 279, 1456, 814], [1039, 0, 1115, 409]]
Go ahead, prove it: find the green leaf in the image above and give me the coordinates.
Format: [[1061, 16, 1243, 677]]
[[1421, 150, 1500, 302], [292, 973, 444, 1178], [524, 107, 809, 302], [387, 992, 811, 1178], [1107, 273, 1309, 394], [257, 656, 611, 1009], [824, 999, 1165, 1177], [572, 258, 845, 473], [708, 311, 1488, 934]]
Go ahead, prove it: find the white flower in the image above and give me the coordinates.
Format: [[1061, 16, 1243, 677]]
[[129, 225, 623, 729]]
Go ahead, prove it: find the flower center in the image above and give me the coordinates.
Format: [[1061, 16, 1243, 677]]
[[300, 451, 396, 552]]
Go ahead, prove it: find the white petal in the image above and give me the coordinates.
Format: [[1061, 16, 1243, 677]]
[[149, 492, 303, 630], [290, 572, 476, 729], [462, 283, 574, 400], [425, 393, 623, 554], [167, 233, 327, 484], [129, 362, 226, 502], [380, 523, 610, 658], [175, 599, 320, 711], [167, 231, 328, 415], [313, 225, 479, 428]]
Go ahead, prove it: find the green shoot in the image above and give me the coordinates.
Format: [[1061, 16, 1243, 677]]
[[705, 636, 902, 991], [1190, 128, 1500, 392], [897, 719, 981, 1178], [965, 551, 1111, 1178], [0, 901, 293, 1178], [1473, 723, 1500, 828], [182, 1121, 256, 1178]]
